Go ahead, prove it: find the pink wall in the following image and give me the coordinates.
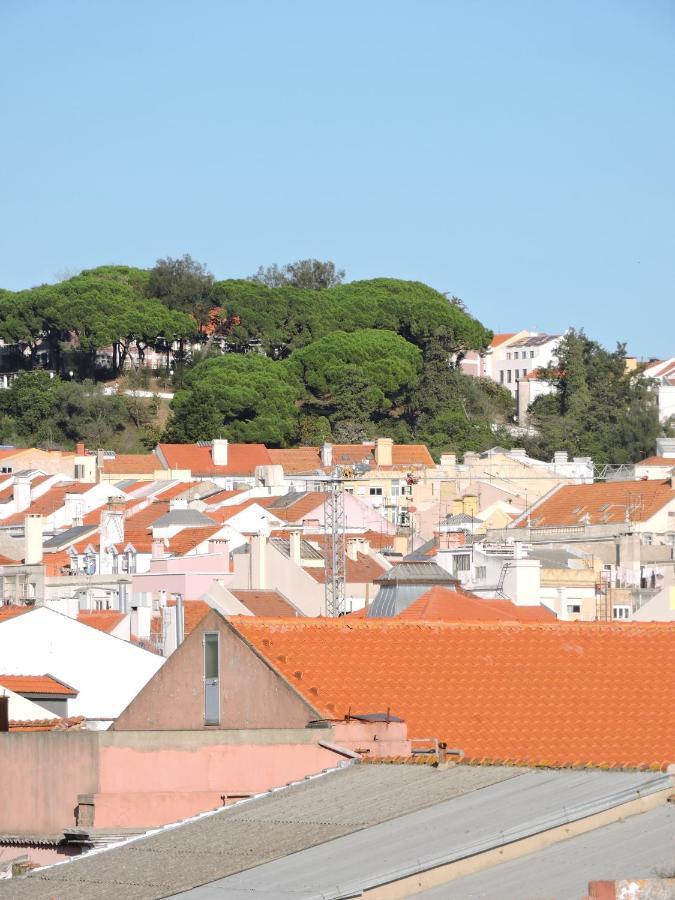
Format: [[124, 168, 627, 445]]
[[132, 551, 233, 600], [114, 611, 320, 731]]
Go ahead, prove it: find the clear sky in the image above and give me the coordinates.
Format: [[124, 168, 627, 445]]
[[1, 0, 673, 358]]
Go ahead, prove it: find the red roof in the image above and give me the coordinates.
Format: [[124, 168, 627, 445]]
[[0, 674, 78, 695], [9, 715, 84, 732], [166, 599, 212, 635], [158, 443, 273, 477], [0, 605, 30, 621], [102, 454, 159, 475], [230, 618, 675, 768], [165, 526, 224, 556], [637, 456, 675, 468], [1, 482, 91, 526], [229, 589, 301, 617], [397, 587, 556, 623], [490, 333, 517, 348], [77, 611, 127, 633], [303, 553, 387, 584], [268, 443, 434, 474], [517, 479, 674, 528]]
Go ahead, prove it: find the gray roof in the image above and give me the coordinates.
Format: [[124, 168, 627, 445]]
[[151, 509, 217, 528], [42, 526, 97, 550], [270, 537, 323, 561], [369, 559, 457, 617], [10, 765, 668, 899], [420, 802, 675, 899], [267, 490, 311, 510], [444, 512, 483, 526], [510, 333, 560, 348], [404, 536, 438, 561], [527, 547, 589, 570]]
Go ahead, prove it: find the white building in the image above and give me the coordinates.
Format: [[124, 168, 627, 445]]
[[643, 358, 675, 424]]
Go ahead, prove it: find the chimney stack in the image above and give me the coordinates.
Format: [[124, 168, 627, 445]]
[[346, 538, 360, 562], [65, 492, 84, 527], [152, 538, 166, 560], [374, 437, 393, 468], [250, 531, 267, 589], [212, 439, 228, 467], [288, 527, 302, 566], [24, 514, 43, 565], [13, 474, 32, 514], [321, 442, 333, 469], [76, 441, 85, 456]]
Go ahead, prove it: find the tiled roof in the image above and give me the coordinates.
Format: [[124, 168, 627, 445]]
[[516, 479, 674, 527], [510, 333, 560, 348], [0, 674, 78, 695], [303, 553, 387, 584], [0, 606, 30, 621], [230, 618, 675, 768], [0, 552, 19, 565], [0, 482, 91, 525], [268, 492, 325, 522], [166, 599, 212, 635], [201, 489, 245, 506], [77, 611, 127, 633], [489, 333, 517, 348], [102, 454, 159, 475], [230, 589, 302, 617], [637, 456, 675, 468], [208, 498, 278, 523], [397, 586, 556, 623], [9, 715, 85, 732], [158, 443, 273, 476], [268, 443, 434, 473], [165, 526, 224, 556]]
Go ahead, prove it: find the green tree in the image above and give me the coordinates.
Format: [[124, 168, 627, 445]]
[[165, 354, 301, 446], [147, 254, 214, 327], [249, 259, 345, 290]]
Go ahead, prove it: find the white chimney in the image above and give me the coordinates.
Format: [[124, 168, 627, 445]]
[[346, 538, 360, 562], [100, 501, 125, 549], [321, 442, 333, 468], [64, 492, 84, 527], [152, 538, 166, 560], [24, 514, 43, 565], [212, 439, 228, 467], [169, 497, 188, 511], [374, 438, 393, 468], [14, 475, 32, 514], [288, 527, 302, 566], [250, 531, 267, 589]]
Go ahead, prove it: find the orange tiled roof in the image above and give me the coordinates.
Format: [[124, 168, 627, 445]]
[[517, 479, 674, 528], [77, 611, 127, 633], [229, 589, 301, 617], [303, 552, 387, 585], [102, 454, 159, 475], [229, 617, 675, 768], [397, 586, 556, 623], [158, 443, 273, 476], [0, 605, 30, 621], [9, 715, 84, 732], [166, 599, 211, 635], [637, 456, 675, 468], [0, 674, 78, 695], [1, 482, 91, 526], [268, 443, 434, 473], [0, 552, 20, 565], [270, 492, 325, 523], [165, 526, 224, 556], [490, 333, 517, 348]]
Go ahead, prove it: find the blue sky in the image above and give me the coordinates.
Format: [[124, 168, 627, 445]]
[[1, 0, 673, 358]]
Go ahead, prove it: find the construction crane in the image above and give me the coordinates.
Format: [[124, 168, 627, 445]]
[[323, 467, 346, 617]]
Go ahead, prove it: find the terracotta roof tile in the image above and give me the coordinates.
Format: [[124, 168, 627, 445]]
[[102, 454, 159, 475], [0, 482, 91, 526], [166, 599, 211, 635], [230, 618, 675, 768], [165, 526, 224, 556], [397, 587, 556, 622], [268, 443, 434, 473], [0, 674, 78, 695], [158, 443, 272, 477], [9, 715, 84, 732], [0, 605, 29, 621], [637, 456, 675, 468], [77, 611, 127, 633], [516, 479, 674, 527], [229, 590, 301, 617], [490, 333, 517, 348], [303, 552, 387, 584]]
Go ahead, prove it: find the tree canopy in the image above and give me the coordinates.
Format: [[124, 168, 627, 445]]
[[249, 258, 345, 290]]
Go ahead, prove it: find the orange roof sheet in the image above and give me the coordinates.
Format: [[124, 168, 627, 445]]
[[397, 586, 556, 623], [165, 526, 223, 556], [490, 333, 517, 348], [102, 454, 159, 475], [268, 443, 434, 473], [519, 479, 674, 527], [0, 605, 29, 621], [77, 611, 127, 633], [303, 553, 387, 584], [637, 456, 675, 468], [158, 443, 273, 476], [230, 618, 675, 768], [0, 674, 78, 695]]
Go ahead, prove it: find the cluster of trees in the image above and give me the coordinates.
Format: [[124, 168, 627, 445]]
[[525, 331, 667, 464]]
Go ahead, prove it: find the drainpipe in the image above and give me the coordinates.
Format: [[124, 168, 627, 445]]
[[175, 593, 185, 646], [0, 694, 8, 732]]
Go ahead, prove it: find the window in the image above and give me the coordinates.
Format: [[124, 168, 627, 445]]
[[514, 351, 519, 359], [530, 350, 535, 358], [74, 464, 85, 479], [507, 370, 512, 383], [613, 606, 630, 620], [506, 352, 511, 360], [475, 566, 487, 580], [499, 371, 504, 384], [84, 553, 96, 575], [452, 553, 471, 575], [522, 368, 527, 376], [567, 604, 581, 614], [1, 466, 12, 474], [204, 632, 220, 725], [369, 487, 383, 496]]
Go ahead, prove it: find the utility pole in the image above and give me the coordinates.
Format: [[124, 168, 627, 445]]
[[324, 469, 346, 617]]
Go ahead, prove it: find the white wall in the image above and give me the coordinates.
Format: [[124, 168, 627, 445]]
[[0, 607, 163, 721]]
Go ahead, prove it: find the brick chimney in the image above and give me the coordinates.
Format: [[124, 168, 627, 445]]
[[374, 437, 393, 468]]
